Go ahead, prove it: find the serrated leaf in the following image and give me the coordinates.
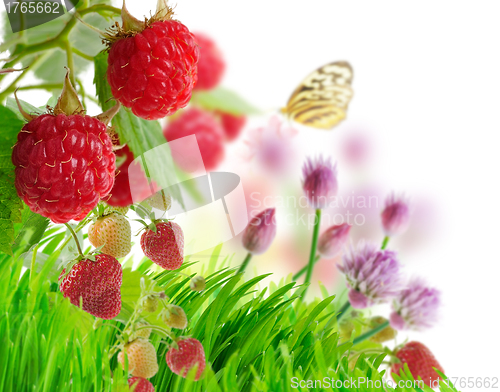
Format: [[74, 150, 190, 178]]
[[192, 87, 260, 115], [0, 105, 25, 254]]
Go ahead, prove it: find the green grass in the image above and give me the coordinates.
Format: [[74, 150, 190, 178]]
[[0, 214, 459, 392]]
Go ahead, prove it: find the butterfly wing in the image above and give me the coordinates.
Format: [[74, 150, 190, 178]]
[[284, 61, 353, 130]]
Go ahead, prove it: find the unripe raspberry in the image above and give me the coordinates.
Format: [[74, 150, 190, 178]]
[[193, 32, 225, 91], [368, 316, 397, 343], [106, 4, 199, 120], [163, 108, 225, 171], [146, 191, 171, 211], [190, 275, 205, 292], [118, 339, 159, 379], [88, 212, 132, 258], [160, 304, 187, 329]]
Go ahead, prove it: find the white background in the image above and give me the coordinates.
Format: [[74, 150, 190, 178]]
[[2, 0, 500, 389]]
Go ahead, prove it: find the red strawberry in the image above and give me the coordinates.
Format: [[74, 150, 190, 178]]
[[140, 221, 184, 270], [166, 338, 206, 381], [163, 108, 225, 171], [128, 377, 154, 392], [106, 145, 154, 207], [59, 254, 122, 319], [106, 5, 199, 120], [193, 32, 225, 91], [217, 111, 246, 142], [391, 341, 444, 386]]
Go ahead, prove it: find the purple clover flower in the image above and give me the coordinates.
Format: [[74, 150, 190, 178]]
[[338, 241, 402, 308], [242, 208, 277, 255], [390, 277, 441, 330], [302, 156, 338, 209], [317, 223, 351, 258], [381, 193, 410, 236]]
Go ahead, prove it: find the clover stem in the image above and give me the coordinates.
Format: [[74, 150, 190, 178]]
[[293, 254, 320, 280], [237, 253, 252, 274], [303, 209, 322, 297], [381, 235, 390, 250], [336, 301, 351, 321], [63, 223, 84, 257], [352, 320, 390, 346]]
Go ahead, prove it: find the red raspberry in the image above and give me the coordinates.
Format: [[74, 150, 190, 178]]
[[391, 341, 444, 386], [163, 108, 225, 171], [128, 377, 154, 392], [106, 145, 153, 207], [12, 113, 115, 224], [107, 20, 199, 120], [165, 338, 206, 381], [59, 254, 122, 319], [193, 32, 225, 91], [217, 111, 246, 141], [140, 221, 184, 270]]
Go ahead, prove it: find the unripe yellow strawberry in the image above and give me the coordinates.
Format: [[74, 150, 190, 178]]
[[369, 316, 397, 343], [88, 212, 131, 258], [161, 304, 188, 329], [146, 191, 172, 211], [105, 205, 129, 215], [142, 295, 159, 313], [118, 339, 159, 379], [190, 275, 206, 292], [125, 321, 152, 340]]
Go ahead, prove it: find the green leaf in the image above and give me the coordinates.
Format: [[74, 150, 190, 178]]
[[5, 97, 43, 121], [12, 205, 50, 256], [0, 105, 24, 255], [191, 87, 260, 115]]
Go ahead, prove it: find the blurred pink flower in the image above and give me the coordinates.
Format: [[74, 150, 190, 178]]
[[341, 131, 372, 166], [317, 223, 351, 258], [244, 116, 298, 174], [381, 193, 411, 236], [302, 156, 338, 209], [390, 277, 441, 330], [242, 208, 277, 255]]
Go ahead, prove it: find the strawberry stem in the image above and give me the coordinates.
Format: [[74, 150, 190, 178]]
[[63, 223, 84, 257]]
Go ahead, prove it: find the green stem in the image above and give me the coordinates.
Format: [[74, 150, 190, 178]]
[[303, 209, 322, 296], [293, 254, 320, 280], [381, 235, 390, 250], [72, 47, 94, 62], [237, 253, 252, 274], [336, 301, 351, 321], [17, 83, 63, 92], [352, 320, 390, 345], [63, 223, 83, 257], [62, 39, 76, 85]]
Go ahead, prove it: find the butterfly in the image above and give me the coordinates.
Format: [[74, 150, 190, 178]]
[[281, 61, 354, 130]]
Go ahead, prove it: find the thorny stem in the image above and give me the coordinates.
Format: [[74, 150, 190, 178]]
[[63, 223, 84, 257], [237, 252, 252, 274], [303, 209, 322, 297]]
